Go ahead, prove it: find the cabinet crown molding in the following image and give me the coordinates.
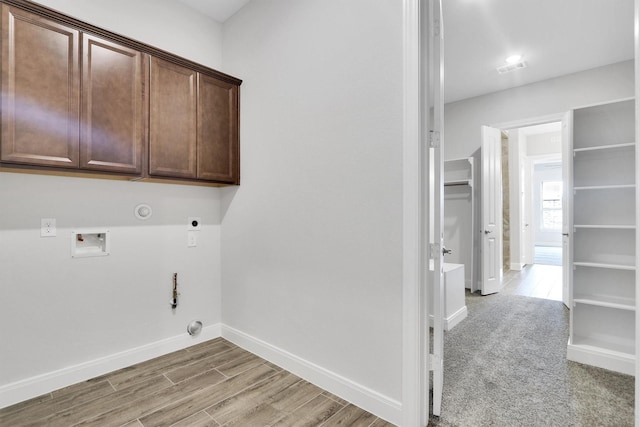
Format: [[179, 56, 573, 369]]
[[0, 0, 242, 86]]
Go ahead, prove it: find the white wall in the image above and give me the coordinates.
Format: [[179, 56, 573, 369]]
[[445, 61, 634, 284], [445, 61, 634, 160], [526, 132, 562, 157], [220, 0, 403, 418], [0, 0, 226, 407], [31, 0, 223, 69]]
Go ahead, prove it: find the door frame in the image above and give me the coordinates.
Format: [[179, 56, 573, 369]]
[[401, 0, 430, 425], [491, 114, 566, 265], [633, 1, 639, 423]]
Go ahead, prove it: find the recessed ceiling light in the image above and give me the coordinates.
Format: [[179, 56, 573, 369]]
[[505, 54, 523, 64]]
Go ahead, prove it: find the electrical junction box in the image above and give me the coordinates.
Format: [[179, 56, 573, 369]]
[[71, 229, 110, 258]]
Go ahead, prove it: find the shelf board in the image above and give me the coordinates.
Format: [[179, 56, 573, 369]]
[[573, 184, 635, 191], [573, 295, 636, 311], [573, 262, 636, 271], [444, 179, 472, 187], [570, 336, 635, 358], [573, 224, 636, 230], [573, 142, 636, 152]]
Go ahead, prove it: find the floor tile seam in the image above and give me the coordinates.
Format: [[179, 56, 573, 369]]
[[144, 364, 282, 426], [277, 388, 328, 416], [183, 338, 226, 352], [201, 366, 284, 423], [81, 373, 227, 426], [109, 348, 216, 388], [176, 344, 238, 370], [317, 402, 350, 427], [165, 352, 242, 383], [321, 391, 348, 406], [0, 395, 52, 424], [164, 372, 177, 385], [49, 379, 114, 402], [216, 357, 268, 378], [52, 377, 177, 426], [162, 410, 217, 427], [218, 400, 286, 427], [170, 346, 251, 380], [245, 377, 319, 416], [0, 382, 120, 426]]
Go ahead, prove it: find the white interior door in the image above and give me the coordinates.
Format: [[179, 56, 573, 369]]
[[561, 111, 573, 308], [481, 125, 503, 295], [429, 0, 445, 418]]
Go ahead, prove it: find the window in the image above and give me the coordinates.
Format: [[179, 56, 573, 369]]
[[541, 181, 562, 230]]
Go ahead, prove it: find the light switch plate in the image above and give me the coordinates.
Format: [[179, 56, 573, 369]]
[[41, 218, 56, 237]]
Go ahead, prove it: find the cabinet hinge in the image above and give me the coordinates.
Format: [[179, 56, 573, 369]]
[[429, 130, 440, 148], [429, 353, 442, 371]]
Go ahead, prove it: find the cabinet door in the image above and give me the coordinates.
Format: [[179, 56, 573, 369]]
[[1, 5, 79, 168], [197, 73, 239, 183], [81, 35, 144, 173], [149, 56, 197, 178]]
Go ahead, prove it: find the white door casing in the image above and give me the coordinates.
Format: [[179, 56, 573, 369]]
[[401, 0, 431, 425]]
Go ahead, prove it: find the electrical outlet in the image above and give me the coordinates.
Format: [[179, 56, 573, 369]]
[[41, 218, 56, 237], [187, 231, 197, 247]]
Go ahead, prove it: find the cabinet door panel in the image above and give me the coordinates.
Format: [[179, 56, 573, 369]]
[[81, 35, 144, 173], [1, 5, 79, 168], [197, 73, 239, 183], [149, 57, 197, 178]]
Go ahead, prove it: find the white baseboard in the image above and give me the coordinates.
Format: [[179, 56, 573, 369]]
[[567, 342, 635, 376], [428, 305, 468, 331], [510, 262, 524, 271], [221, 325, 402, 426], [446, 306, 468, 330], [0, 324, 221, 409]]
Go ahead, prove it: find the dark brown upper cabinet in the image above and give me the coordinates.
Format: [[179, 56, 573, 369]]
[[149, 57, 240, 184], [149, 56, 198, 179], [0, 0, 241, 185], [198, 73, 239, 183], [81, 34, 144, 174], [0, 5, 144, 174], [1, 4, 80, 168]]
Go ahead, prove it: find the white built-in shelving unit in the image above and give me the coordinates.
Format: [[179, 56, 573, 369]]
[[444, 157, 475, 292], [566, 98, 636, 375]]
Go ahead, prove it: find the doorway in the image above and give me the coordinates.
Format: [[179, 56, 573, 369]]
[[495, 120, 564, 302]]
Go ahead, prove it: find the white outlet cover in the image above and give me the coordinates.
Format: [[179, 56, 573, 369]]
[[41, 218, 56, 237]]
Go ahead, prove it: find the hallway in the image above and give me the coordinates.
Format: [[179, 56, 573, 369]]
[[502, 264, 563, 302]]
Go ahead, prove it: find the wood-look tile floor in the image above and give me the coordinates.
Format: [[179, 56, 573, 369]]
[[502, 264, 563, 302], [1, 338, 394, 427]]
